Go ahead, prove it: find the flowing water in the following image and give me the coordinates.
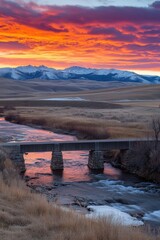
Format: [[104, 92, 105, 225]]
[[0, 118, 160, 227]]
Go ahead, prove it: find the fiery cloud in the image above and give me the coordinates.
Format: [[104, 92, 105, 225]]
[[0, 0, 160, 73]]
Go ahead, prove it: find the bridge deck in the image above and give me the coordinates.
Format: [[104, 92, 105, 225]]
[[0, 139, 155, 153]]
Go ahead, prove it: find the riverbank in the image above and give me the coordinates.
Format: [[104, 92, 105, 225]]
[[0, 159, 159, 240], [4, 113, 110, 140], [3, 103, 152, 139], [0, 117, 160, 229], [113, 143, 160, 183], [4, 111, 160, 184]]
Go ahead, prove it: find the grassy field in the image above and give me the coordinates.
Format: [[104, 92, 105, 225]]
[[0, 159, 159, 240], [0, 77, 140, 98], [3, 95, 160, 139], [0, 84, 160, 239], [4, 106, 152, 139], [0, 84, 159, 140], [48, 84, 160, 102]]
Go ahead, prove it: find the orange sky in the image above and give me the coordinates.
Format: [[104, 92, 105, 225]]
[[0, 0, 160, 75]]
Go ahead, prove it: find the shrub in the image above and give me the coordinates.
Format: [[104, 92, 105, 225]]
[[5, 113, 25, 124], [0, 149, 6, 172], [3, 105, 16, 111], [120, 142, 160, 182]]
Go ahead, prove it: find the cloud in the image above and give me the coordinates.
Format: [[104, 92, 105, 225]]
[[122, 25, 137, 32], [0, 0, 160, 28], [125, 43, 160, 52], [44, 5, 160, 25], [97, 0, 113, 5], [0, 0, 68, 32], [0, 0, 160, 72], [88, 27, 136, 42], [150, 1, 160, 9], [0, 41, 30, 50]]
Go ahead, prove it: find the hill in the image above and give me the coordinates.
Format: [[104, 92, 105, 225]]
[[0, 77, 140, 98]]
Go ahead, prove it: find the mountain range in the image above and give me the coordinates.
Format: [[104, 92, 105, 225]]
[[0, 65, 160, 84]]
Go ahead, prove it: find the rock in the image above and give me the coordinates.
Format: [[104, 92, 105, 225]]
[[24, 175, 39, 182], [35, 187, 42, 192], [61, 183, 70, 186], [54, 183, 59, 187], [114, 198, 131, 205], [46, 186, 53, 191], [105, 199, 117, 204], [73, 197, 89, 208]]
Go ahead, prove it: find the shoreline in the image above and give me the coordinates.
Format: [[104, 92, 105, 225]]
[[24, 168, 160, 229], [4, 115, 160, 183], [4, 115, 103, 140], [1, 166, 158, 240], [1, 117, 160, 230]]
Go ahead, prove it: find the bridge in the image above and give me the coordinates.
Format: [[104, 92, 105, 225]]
[[0, 139, 156, 172]]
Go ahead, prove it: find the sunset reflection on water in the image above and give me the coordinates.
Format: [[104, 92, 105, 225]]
[[24, 151, 121, 185], [0, 118, 121, 185]]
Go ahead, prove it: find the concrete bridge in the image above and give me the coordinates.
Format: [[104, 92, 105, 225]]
[[0, 139, 156, 172]]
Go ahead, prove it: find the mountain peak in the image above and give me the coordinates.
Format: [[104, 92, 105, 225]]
[[0, 65, 159, 84], [65, 66, 95, 75]]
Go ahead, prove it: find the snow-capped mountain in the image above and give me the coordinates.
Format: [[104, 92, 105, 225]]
[[0, 65, 59, 81], [0, 65, 159, 84]]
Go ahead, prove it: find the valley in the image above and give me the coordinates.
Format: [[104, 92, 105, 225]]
[[1, 0, 160, 239], [0, 76, 160, 239]]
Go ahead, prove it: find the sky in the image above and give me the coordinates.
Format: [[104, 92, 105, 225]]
[[0, 0, 160, 75]]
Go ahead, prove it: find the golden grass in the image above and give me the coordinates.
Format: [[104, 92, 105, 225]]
[[0, 159, 160, 240], [2, 83, 160, 140], [0, 81, 159, 101], [57, 84, 160, 102], [5, 113, 111, 139], [5, 107, 152, 139]]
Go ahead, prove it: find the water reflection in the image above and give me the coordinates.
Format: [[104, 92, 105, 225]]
[[0, 118, 75, 143], [24, 151, 121, 185], [0, 118, 159, 227], [0, 118, 122, 184]]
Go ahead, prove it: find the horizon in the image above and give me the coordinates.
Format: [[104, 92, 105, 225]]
[[0, 64, 159, 77], [0, 0, 160, 75]]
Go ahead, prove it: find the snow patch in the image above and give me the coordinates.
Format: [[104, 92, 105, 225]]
[[0, 65, 159, 83], [65, 66, 94, 75], [16, 65, 39, 73], [42, 97, 85, 101], [86, 205, 144, 226]]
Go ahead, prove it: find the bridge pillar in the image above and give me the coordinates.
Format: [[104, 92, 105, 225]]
[[88, 150, 104, 170], [8, 146, 26, 173], [51, 151, 63, 170]]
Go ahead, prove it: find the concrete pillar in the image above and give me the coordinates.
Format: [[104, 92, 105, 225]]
[[8, 146, 26, 173], [51, 151, 63, 170], [88, 150, 104, 170]]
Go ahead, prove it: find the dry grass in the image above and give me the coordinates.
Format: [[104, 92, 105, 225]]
[[5, 113, 111, 139], [0, 77, 141, 99], [4, 104, 155, 139], [0, 159, 160, 240], [54, 84, 160, 102], [2, 83, 160, 139]]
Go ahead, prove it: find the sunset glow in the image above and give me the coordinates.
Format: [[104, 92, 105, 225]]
[[0, 0, 160, 74]]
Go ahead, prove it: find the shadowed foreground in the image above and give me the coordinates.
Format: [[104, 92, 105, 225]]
[[0, 159, 160, 240]]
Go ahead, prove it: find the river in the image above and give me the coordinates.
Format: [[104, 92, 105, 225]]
[[0, 118, 160, 227]]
